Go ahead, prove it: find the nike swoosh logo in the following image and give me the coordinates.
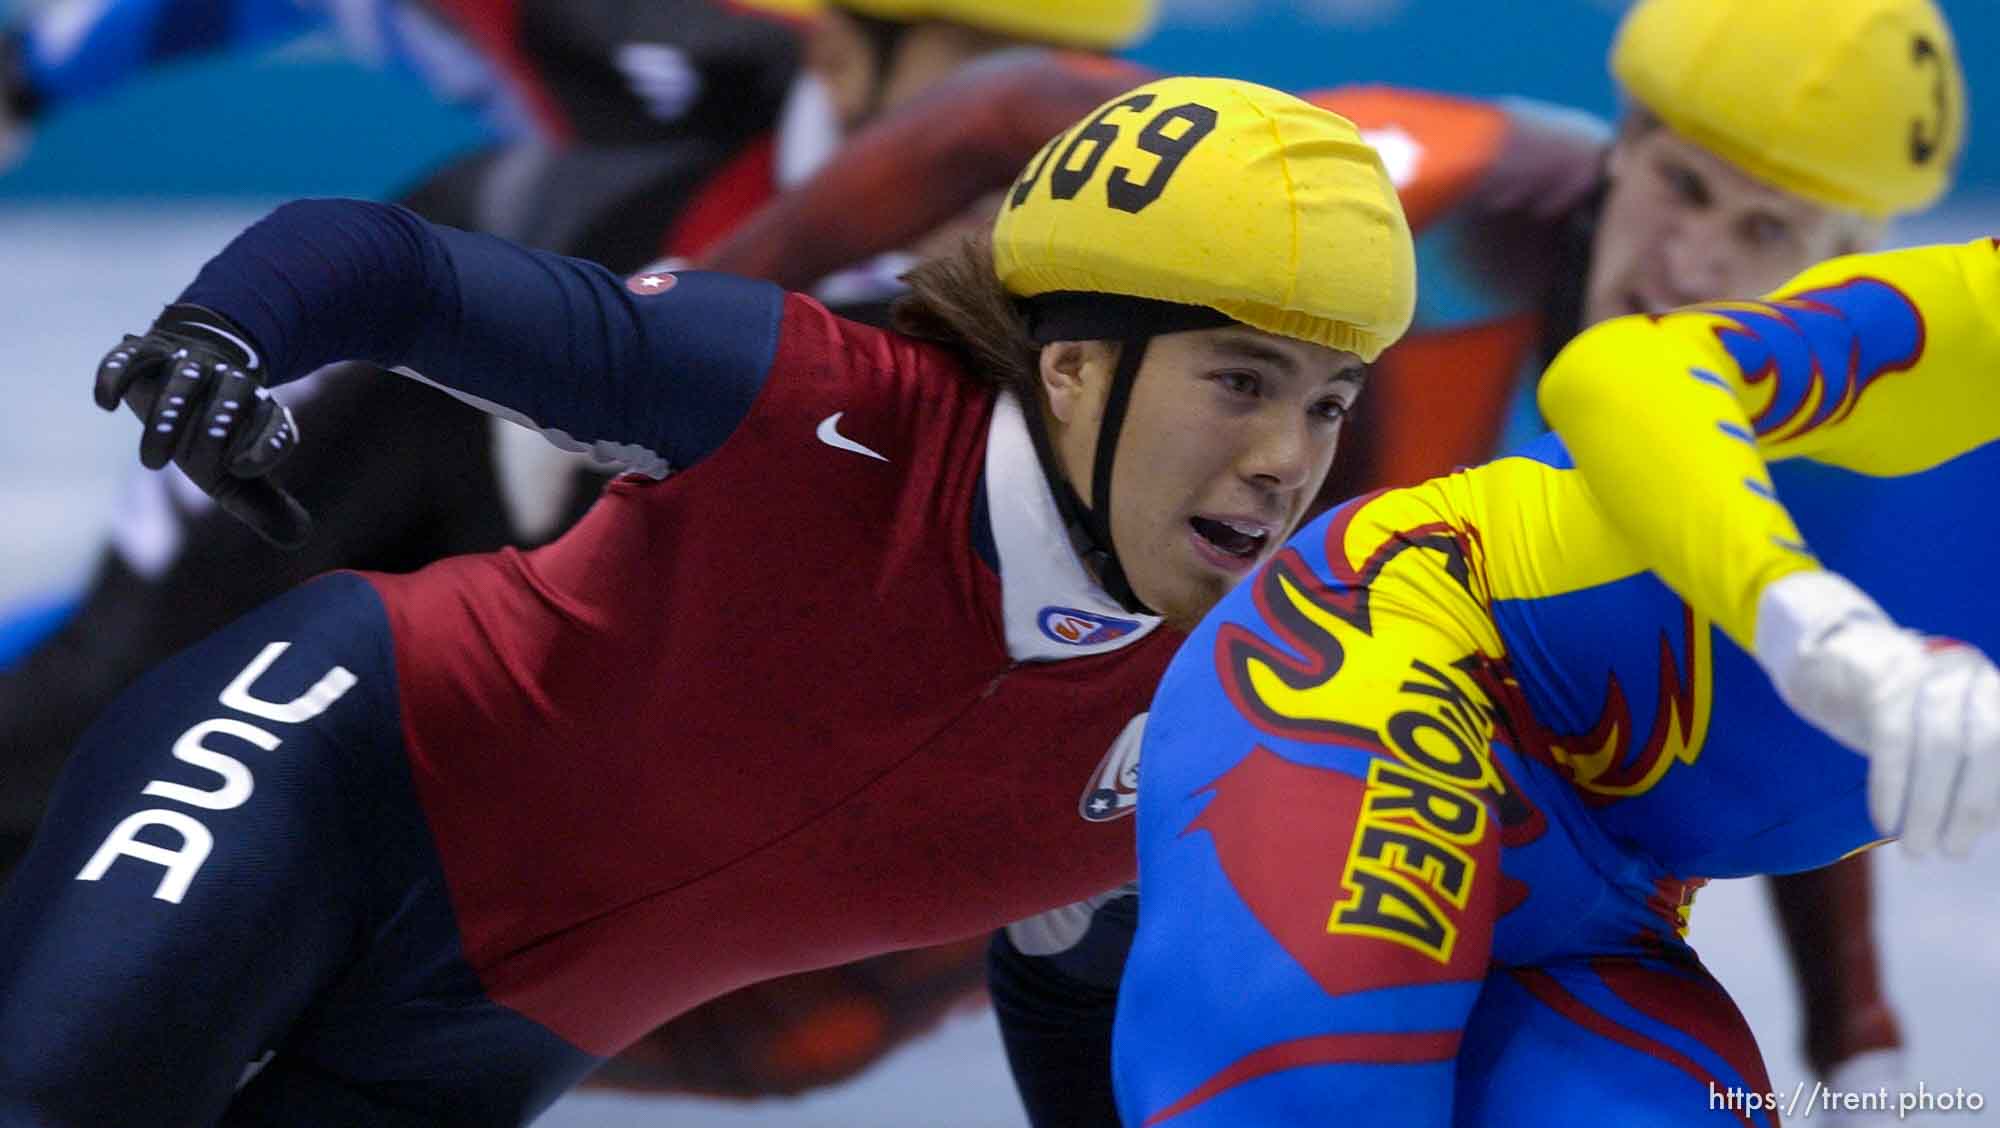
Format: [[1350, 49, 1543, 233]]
[[815, 412, 889, 463]]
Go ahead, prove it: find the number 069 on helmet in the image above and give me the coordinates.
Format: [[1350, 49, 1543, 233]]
[[992, 75, 1418, 364]]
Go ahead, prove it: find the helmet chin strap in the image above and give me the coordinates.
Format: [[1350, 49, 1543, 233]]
[[1079, 336, 1152, 613], [1017, 336, 1154, 615]]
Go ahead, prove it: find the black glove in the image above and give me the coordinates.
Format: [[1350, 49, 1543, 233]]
[[93, 303, 311, 548]]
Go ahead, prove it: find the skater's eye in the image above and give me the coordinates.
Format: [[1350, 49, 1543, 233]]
[[1659, 159, 1710, 208]]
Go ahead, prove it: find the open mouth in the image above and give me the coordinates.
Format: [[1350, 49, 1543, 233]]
[[1189, 516, 1270, 561]]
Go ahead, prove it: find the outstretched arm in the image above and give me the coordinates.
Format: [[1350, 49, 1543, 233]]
[[168, 198, 781, 468], [1539, 238, 2000, 854], [1539, 238, 2000, 649], [95, 197, 786, 541]]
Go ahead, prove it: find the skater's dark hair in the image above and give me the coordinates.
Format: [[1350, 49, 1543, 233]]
[[890, 235, 1041, 403]]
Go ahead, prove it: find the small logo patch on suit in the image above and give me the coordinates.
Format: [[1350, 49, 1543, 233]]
[[626, 272, 678, 296], [1038, 607, 1139, 647], [1080, 714, 1145, 823]]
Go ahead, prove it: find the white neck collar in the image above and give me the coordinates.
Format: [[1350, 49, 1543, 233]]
[[984, 392, 1163, 662]]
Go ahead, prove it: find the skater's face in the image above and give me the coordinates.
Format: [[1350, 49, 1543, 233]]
[[1038, 327, 1362, 630], [807, 8, 1010, 134], [1585, 122, 1878, 328]]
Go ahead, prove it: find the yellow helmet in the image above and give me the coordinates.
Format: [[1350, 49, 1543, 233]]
[[993, 75, 1415, 363], [1611, 0, 1965, 218], [834, 0, 1156, 51]]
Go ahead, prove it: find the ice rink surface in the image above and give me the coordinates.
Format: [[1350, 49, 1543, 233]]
[[2, 202, 1995, 1125]]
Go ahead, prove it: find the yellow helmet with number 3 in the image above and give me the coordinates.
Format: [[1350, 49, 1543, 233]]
[[1612, 0, 1965, 218], [992, 75, 1415, 363], [835, 0, 1155, 50]]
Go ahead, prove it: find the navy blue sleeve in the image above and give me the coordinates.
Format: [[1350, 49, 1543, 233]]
[[989, 892, 1136, 1128], [177, 198, 782, 472], [15, 0, 319, 106]]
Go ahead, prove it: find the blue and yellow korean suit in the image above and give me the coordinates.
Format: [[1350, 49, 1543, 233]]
[[1117, 239, 2000, 1126]]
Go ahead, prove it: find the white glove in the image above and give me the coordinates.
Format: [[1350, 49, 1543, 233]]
[[1756, 570, 2000, 858]]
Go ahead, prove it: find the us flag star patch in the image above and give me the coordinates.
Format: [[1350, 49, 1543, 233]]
[[626, 271, 679, 296]]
